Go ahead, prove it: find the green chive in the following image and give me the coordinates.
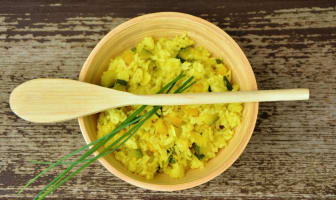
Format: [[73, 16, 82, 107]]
[[169, 155, 175, 164], [175, 76, 194, 93], [25, 73, 197, 200], [192, 143, 205, 160], [223, 76, 232, 91], [176, 55, 186, 63], [21, 73, 186, 196], [179, 80, 197, 93], [116, 79, 128, 86], [155, 112, 161, 118]]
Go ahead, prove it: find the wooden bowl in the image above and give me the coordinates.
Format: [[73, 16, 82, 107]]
[[78, 12, 258, 191]]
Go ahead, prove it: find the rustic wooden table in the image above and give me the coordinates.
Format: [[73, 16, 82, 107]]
[[1, 1, 335, 199]]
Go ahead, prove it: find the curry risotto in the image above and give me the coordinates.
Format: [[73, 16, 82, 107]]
[[97, 34, 243, 179]]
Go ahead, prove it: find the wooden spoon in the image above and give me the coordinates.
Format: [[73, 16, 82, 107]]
[[9, 79, 309, 123]]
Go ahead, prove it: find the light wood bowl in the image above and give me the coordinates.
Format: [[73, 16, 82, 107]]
[[78, 12, 258, 191]]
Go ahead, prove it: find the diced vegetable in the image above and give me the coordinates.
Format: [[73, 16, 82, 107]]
[[216, 64, 227, 75], [166, 114, 182, 127], [191, 82, 204, 92], [143, 37, 155, 50], [139, 49, 152, 59], [155, 118, 167, 134], [201, 114, 218, 125], [216, 59, 222, 64], [101, 70, 115, 87], [184, 107, 199, 117], [178, 46, 209, 61], [121, 50, 134, 65]]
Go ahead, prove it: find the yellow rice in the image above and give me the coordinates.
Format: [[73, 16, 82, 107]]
[[97, 34, 243, 179]]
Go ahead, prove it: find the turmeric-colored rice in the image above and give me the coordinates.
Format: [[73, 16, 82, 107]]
[[97, 34, 243, 179]]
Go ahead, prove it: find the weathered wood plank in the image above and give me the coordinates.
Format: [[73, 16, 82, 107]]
[[0, 0, 335, 199]]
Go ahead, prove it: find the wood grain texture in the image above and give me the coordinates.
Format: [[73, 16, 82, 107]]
[[0, 0, 335, 199]]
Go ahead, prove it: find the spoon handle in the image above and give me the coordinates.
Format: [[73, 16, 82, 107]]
[[9, 78, 309, 123], [136, 89, 309, 105]]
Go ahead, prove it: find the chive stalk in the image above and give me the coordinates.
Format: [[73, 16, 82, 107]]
[[20, 73, 196, 200]]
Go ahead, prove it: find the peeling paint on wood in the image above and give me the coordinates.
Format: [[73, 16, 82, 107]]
[[0, 0, 335, 199]]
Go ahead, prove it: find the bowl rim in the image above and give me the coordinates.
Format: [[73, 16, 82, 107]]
[[78, 12, 258, 191]]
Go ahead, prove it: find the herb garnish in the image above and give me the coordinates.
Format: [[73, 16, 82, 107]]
[[176, 55, 186, 63], [19, 73, 196, 200], [192, 143, 205, 160], [116, 79, 128, 86], [223, 76, 233, 91], [208, 85, 212, 92], [108, 79, 128, 89], [169, 155, 176, 164], [155, 106, 163, 118]]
